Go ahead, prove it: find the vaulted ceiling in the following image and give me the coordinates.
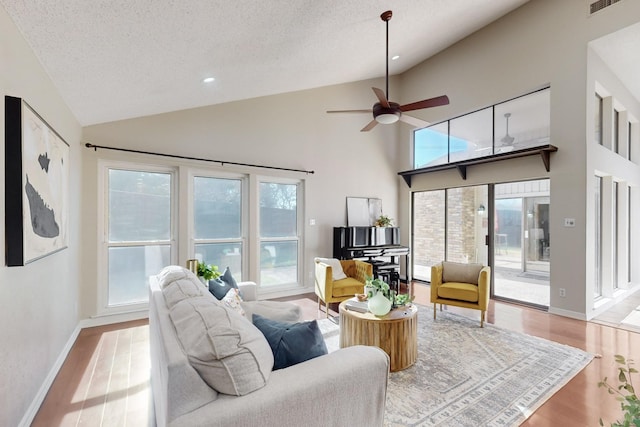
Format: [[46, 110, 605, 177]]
[[1, 0, 531, 125]]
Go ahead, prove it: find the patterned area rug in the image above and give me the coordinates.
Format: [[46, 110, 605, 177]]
[[318, 304, 593, 427]]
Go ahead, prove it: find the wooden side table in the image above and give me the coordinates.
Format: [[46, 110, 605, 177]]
[[339, 300, 418, 372]]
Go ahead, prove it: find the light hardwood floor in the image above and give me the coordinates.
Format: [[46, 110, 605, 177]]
[[32, 284, 639, 426]]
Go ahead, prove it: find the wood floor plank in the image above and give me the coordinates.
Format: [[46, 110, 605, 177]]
[[32, 289, 639, 427]]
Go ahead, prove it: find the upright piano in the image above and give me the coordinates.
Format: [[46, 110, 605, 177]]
[[333, 226, 410, 290]]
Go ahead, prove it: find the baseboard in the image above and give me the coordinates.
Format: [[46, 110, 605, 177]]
[[548, 307, 587, 320], [18, 323, 82, 427], [80, 309, 149, 328]]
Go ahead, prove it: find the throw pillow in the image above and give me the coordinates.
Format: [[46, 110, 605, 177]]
[[252, 314, 328, 370], [314, 257, 347, 281], [208, 267, 240, 300], [169, 296, 273, 396], [221, 288, 245, 316], [442, 261, 483, 285]]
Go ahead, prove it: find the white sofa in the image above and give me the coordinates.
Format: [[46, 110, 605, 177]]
[[149, 266, 389, 427]]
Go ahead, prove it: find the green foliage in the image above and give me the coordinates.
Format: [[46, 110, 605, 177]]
[[197, 262, 221, 281], [374, 215, 393, 227], [365, 277, 391, 299], [598, 355, 640, 427]]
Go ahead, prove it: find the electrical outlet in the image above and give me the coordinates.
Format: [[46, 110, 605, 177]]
[[559, 288, 566, 297], [564, 218, 576, 227]]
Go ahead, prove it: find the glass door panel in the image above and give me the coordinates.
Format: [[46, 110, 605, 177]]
[[446, 186, 488, 265], [412, 190, 445, 282], [494, 179, 550, 307]]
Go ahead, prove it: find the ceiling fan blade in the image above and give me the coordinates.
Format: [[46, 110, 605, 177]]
[[372, 87, 390, 108], [326, 109, 372, 114], [361, 120, 378, 132], [399, 114, 429, 129], [400, 95, 450, 112]]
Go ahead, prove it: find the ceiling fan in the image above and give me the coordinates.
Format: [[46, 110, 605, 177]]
[[327, 10, 450, 132]]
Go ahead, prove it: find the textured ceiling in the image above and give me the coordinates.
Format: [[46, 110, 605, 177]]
[[1, 0, 531, 126]]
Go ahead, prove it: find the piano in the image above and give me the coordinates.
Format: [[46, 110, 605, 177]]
[[333, 226, 410, 291]]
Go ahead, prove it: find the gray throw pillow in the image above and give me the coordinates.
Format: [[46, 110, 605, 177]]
[[208, 267, 239, 300], [252, 314, 328, 370]]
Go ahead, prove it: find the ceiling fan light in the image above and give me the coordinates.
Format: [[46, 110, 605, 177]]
[[376, 112, 400, 124]]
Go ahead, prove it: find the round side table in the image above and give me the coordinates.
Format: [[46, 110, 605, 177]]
[[339, 301, 418, 372]]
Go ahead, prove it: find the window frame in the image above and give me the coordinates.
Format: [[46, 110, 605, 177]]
[[97, 160, 178, 315]]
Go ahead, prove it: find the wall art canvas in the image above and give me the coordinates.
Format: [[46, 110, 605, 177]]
[[5, 96, 69, 266]]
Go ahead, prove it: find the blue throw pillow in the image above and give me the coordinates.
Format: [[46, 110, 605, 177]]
[[252, 314, 328, 370], [208, 267, 239, 300]]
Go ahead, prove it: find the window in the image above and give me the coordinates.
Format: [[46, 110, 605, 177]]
[[595, 175, 603, 298], [614, 109, 620, 154], [193, 175, 244, 280], [104, 167, 174, 309], [613, 181, 618, 289], [259, 180, 301, 287], [595, 94, 603, 145], [413, 87, 550, 168]]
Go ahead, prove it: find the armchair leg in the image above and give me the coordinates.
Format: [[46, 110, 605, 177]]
[[480, 311, 485, 328], [433, 303, 436, 320]]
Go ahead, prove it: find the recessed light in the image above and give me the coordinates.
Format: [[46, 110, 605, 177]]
[[391, 55, 400, 61], [203, 77, 215, 83]]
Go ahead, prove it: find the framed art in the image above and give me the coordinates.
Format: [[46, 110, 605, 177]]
[[346, 197, 382, 226], [5, 96, 70, 266]]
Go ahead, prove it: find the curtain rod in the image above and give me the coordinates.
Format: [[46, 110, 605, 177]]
[[84, 143, 314, 175]]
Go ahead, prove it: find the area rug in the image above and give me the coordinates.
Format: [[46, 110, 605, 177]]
[[318, 304, 593, 427]]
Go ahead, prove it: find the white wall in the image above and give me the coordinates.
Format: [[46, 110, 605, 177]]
[[0, 5, 82, 427], [396, 0, 640, 319], [81, 78, 404, 317]]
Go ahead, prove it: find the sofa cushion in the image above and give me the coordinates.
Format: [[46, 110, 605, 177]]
[[169, 296, 273, 396], [315, 257, 347, 281], [331, 277, 365, 297], [241, 300, 301, 323], [162, 277, 210, 309], [252, 314, 328, 370], [442, 261, 483, 285], [438, 282, 480, 303]]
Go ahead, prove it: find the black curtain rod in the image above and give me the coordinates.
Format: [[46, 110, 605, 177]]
[[84, 143, 314, 175]]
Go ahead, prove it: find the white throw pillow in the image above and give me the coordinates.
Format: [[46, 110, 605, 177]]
[[221, 288, 245, 316], [315, 257, 347, 281], [169, 296, 273, 396]]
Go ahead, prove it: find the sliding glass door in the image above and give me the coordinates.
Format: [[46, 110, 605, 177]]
[[412, 185, 488, 281]]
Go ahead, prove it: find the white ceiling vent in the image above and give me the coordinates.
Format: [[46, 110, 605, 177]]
[[590, 0, 621, 14]]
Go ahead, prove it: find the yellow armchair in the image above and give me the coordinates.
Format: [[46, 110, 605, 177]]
[[314, 258, 372, 318], [431, 261, 491, 327]]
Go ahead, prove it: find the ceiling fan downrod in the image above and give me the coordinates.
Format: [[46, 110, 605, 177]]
[[381, 10, 392, 101]]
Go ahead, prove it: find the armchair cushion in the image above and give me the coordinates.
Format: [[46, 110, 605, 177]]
[[331, 277, 367, 298], [437, 282, 479, 302], [442, 261, 483, 285], [315, 257, 347, 280], [252, 314, 328, 370]]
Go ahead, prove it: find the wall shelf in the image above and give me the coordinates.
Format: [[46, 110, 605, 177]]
[[398, 144, 558, 187]]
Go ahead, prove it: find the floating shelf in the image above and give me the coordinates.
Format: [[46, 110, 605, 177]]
[[398, 144, 558, 187]]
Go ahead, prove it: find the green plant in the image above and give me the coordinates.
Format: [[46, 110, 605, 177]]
[[374, 214, 393, 227], [197, 262, 221, 281], [365, 277, 391, 299], [598, 355, 639, 427]]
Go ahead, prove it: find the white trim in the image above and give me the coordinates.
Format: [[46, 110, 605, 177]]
[[547, 307, 588, 321], [18, 324, 82, 427], [81, 309, 149, 328]]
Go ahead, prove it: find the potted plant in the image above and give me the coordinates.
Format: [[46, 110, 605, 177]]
[[374, 214, 393, 227], [598, 355, 639, 426], [197, 261, 221, 283]]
